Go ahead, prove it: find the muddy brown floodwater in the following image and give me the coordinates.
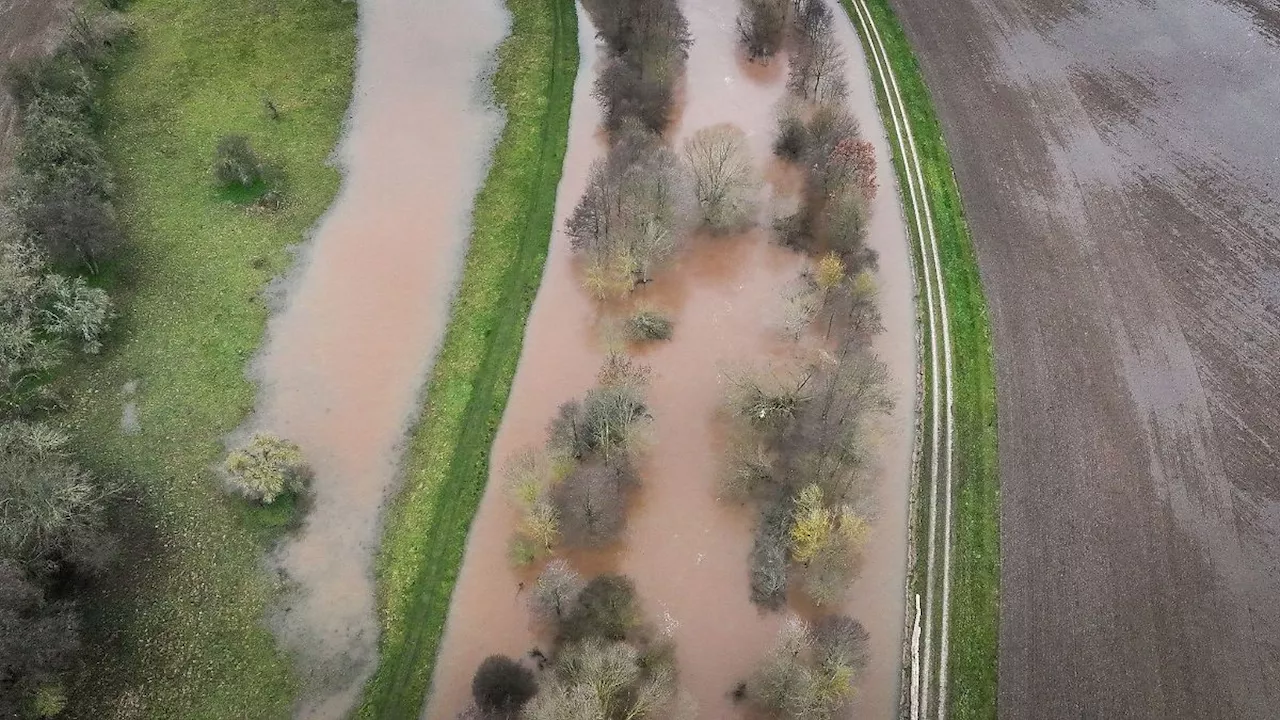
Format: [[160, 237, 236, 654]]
[[247, 0, 510, 717], [426, 0, 916, 718]]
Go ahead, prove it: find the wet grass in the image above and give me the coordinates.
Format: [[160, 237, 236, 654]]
[[57, 0, 356, 717], [840, 0, 1001, 717], [355, 0, 578, 717]]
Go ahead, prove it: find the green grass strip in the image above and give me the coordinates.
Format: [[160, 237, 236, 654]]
[[355, 0, 578, 717], [60, 0, 356, 718], [838, 1, 1001, 717]]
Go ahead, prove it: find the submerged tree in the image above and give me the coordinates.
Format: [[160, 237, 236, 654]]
[[471, 655, 537, 716], [684, 124, 760, 233], [584, 0, 692, 132], [567, 124, 689, 294], [746, 614, 867, 720], [529, 559, 586, 629], [737, 0, 788, 60]]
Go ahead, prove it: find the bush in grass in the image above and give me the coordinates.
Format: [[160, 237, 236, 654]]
[[471, 655, 537, 716], [0, 422, 115, 572], [223, 432, 311, 504], [626, 308, 673, 341], [212, 134, 267, 189]]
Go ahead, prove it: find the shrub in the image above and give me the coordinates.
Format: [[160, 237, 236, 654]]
[[626, 308, 673, 341], [0, 422, 114, 572], [212, 134, 266, 189], [19, 184, 123, 268], [0, 560, 81, 719], [471, 655, 537, 715], [223, 432, 311, 503]]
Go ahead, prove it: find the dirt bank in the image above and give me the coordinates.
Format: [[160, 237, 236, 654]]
[[425, 0, 917, 717], [248, 0, 511, 716], [885, 0, 1280, 716]]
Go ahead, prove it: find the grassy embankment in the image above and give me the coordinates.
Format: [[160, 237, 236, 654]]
[[61, 0, 356, 717], [355, 0, 578, 717], [839, 0, 1001, 717]]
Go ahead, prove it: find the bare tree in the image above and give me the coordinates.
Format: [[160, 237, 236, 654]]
[[787, 24, 847, 102], [684, 124, 760, 233], [747, 614, 862, 719], [530, 559, 585, 628], [737, 0, 788, 60], [552, 463, 629, 549], [567, 126, 688, 294]]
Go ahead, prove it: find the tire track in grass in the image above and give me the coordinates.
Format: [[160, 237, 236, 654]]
[[841, 0, 957, 716]]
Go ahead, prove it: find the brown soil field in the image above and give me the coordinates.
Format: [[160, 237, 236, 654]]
[[887, 0, 1280, 716]]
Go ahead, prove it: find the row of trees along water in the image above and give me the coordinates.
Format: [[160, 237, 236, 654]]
[[463, 0, 889, 718], [725, 0, 889, 717], [462, 0, 696, 717], [0, 4, 314, 715]]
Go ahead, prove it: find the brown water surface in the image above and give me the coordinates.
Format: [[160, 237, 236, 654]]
[[426, 1, 916, 717], [248, 0, 511, 717]]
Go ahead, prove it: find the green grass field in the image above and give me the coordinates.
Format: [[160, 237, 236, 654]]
[[355, 0, 578, 717], [60, 0, 356, 717], [839, 0, 1001, 717]]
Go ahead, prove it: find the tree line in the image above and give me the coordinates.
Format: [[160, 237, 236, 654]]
[[0, 8, 130, 716], [719, 1, 891, 715], [0, 5, 306, 714]]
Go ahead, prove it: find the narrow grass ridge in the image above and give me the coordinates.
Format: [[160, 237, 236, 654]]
[[355, 0, 578, 717], [60, 0, 357, 717], [838, 0, 1001, 718]]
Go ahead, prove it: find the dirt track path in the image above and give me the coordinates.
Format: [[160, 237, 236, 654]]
[[886, 0, 1280, 716], [840, 2, 956, 717]]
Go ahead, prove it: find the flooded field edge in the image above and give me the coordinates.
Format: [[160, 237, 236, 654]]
[[426, 0, 919, 717], [350, 0, 581, 717], [237, 0, 515, 717]]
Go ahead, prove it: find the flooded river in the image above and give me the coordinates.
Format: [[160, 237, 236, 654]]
[[248, 0, 510, 717], [426, 0, 915, 717]]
